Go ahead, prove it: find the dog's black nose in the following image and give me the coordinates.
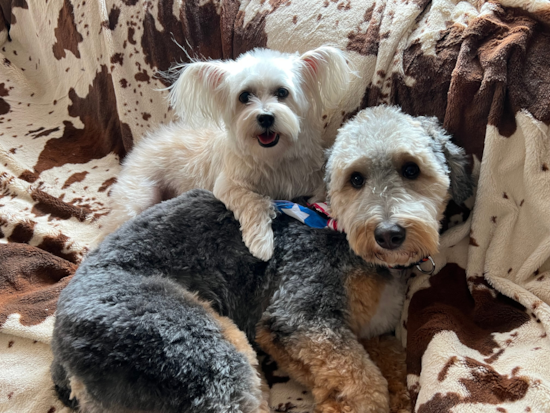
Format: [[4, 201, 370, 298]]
[[374, 223, 406, 250], [257, 114, 274, 129]]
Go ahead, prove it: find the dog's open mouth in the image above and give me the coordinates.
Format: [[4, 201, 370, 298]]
[[257, 132, 280, 148]]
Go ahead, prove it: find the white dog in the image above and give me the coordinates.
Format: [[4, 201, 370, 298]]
[[101, 46, 352, 260]]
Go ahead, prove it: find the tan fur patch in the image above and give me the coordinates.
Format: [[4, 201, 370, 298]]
[[345, 268, 385, 336], [327, 184, 361, 229], [68, 376, 86, 402], [398, 218, 440, 259], [361, 335, 411, 413], [210, 311, 259, 368], [257, 326, 390, 412], [346, 219, 374, 260], [256, 328, 315, 389]]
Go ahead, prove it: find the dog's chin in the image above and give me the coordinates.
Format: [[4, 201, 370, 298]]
[[370, 249, 426, 268], [257, 131, 280, 148]]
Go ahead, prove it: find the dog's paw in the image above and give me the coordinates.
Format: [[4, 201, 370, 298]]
[[388, 379, 410, 413], [314, 375, 390, 413], [359, 374, 391, 413], [242, 224, 274, 261], [315, 394, 390, 413], [361, 379, 391, 413]]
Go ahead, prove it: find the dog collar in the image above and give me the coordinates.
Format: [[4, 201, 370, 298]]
[[273, 201, 341, 231], [389, 256, 435, 275]]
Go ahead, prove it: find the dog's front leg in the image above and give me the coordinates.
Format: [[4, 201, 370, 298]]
[[257, 323, 390, 413], [213, 173, 276, 261], [361, 335, 410, 413]]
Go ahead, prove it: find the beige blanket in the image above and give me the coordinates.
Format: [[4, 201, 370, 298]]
[[1, 0, 550, 412]]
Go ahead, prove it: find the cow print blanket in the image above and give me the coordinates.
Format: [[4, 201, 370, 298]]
[[1, 0, 550, 412]]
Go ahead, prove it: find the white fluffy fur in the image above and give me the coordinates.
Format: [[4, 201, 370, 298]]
[[101, 46, 352, 260]]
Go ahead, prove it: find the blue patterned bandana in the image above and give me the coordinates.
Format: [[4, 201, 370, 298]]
[[273, 201, 341, 231]]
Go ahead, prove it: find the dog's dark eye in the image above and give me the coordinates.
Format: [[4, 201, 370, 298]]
[[276, 88, 289, 99], [239, 92, 251, 104], [402, 162, 420, 180], [350, 172, 365, 189]]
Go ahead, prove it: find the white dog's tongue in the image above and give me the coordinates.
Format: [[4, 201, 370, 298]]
[[257, 132, 277, 145]]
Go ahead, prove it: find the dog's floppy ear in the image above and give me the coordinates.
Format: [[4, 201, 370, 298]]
[[420, 116, 474, 205], [168, 61, 228, 126], [299, 46, 353, 111]]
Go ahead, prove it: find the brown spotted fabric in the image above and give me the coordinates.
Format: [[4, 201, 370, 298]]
[[1, 1, 550, 412]]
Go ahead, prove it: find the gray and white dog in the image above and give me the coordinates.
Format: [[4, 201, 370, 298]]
[[51, 106, 472, 413]]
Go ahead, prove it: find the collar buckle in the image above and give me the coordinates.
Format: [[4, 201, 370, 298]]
[[415, 256, 436, 275]]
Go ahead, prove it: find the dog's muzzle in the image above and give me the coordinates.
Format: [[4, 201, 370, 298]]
[[256, 114, 280, 147]]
